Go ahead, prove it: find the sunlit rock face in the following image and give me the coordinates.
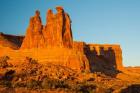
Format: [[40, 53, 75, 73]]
[[21, 6, 73, 49], [20, 6, 89, 72], [1, 6, 123, 73], [21, 10, 44, 49]]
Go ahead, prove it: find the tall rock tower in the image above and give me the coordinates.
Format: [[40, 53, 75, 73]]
[[42, 6, 73, 48], [21, 6, 73, 49], [21, 10, 45, 49]]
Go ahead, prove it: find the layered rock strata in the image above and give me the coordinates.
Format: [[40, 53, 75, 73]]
[[73, 42, 123, 73], [0, 6, 123, 73]]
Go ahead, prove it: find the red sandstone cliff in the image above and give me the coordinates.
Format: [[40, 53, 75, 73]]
[[85, 44, 123, 71], [0, 6, 123, 73], [73, 42, 123, 74]]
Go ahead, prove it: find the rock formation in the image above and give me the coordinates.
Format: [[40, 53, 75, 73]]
[[0, 6, 124, 73], [0, 32, 24, 49], [73, 42, 123, 75], [21, 10, 45, 49], [21, 6, 73, 49], [84, 44, 123, 72], [43, 6, 73, 48]]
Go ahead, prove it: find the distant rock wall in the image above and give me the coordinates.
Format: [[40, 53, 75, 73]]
[[0, 32, 24, 49], [85, 44, 123, 72], [73, 41, 86, 52], [73, 41, 123, 72], [73, 42, 123, 74]]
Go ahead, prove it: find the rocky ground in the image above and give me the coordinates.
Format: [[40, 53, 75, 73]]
[[0, 56, 140, 93]]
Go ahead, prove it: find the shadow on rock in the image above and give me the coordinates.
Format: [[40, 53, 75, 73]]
[[121, 84, 140, 93], [84, 45, 121, 77]]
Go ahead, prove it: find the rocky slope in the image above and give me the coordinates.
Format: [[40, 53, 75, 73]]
[[0, 57, 139, 93]]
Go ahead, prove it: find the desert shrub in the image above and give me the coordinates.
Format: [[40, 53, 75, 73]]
[[0, 80, 12, 87], [0, 70, 14, 88], [29, 68, 38, 76], [106, 88, 114, 93], [78, 85, 95, 93], [4, 70, 15, 81], [13, 82, 26, 88], [74, 82, 96, 93], [0, 56, 10, 68], [120, 84, 140, 93], [29, 59, 38, 64], [41, 78, 69, 89], [41, 78, 51, 89], [54, 80, 69, 89], [26, 79, 41, 89], [25, 57, 38, 64]]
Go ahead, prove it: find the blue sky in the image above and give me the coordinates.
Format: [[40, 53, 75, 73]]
[[0, 0, 140, 66]]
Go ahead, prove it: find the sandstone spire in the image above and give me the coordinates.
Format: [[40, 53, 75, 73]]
[[21, 6, 73, 49], [42, 6, 73, 48], [21, 10, 45, 49]]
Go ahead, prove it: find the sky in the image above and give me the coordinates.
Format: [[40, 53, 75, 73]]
[[0, 0, 140, 66]]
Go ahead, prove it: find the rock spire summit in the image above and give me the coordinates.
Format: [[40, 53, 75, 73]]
[[21, 6, 73, 49]]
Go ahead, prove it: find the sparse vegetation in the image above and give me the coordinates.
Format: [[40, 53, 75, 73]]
[[120, 84, 140, 93], [0, 56, 10, 68], [26, 79, 41, 89], [74, 83, 96, 93], [0, 58, 139, 93], [41, 78, 69, 89], [0, 80, 11, 88], [25, 57, 38, 64]]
